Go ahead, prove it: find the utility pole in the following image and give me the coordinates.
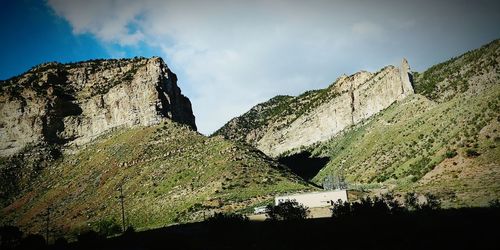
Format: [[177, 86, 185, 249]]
[[119, 184, 126, 232], [45, 207, 50, 243]]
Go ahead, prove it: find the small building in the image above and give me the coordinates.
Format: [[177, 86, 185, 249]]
[[275, 190, 348, 208], [253, 206, 269, 214]]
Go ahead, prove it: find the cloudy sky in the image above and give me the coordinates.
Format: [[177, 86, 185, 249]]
[[1, 0, 499, 134]]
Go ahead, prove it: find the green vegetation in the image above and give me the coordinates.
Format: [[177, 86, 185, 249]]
[[213, 80, 341, 143], [93, 218, 122, 237], [1, 121, 313, 235], [266, 200, 309, 220], [214, 39, 500, 208], [413, 39, 499, 101], [0, 57, 149, 99], [310, 39, 500, 207]]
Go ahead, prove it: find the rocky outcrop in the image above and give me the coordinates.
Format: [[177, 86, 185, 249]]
[[0, 57, 196, 156], [216, 59, 414, 157]]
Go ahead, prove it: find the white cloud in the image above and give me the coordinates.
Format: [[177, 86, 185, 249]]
[[352, 22, 384, 38], [48, 0, 145, 45], [46, 0, 500, 134]]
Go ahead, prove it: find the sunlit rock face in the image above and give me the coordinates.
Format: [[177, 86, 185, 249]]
[[0, 57, 196, 156], [217, 59, 414, 157]]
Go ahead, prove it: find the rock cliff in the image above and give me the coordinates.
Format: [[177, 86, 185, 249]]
[[0, 57, 196, 156], [215, 59, 414, 157]]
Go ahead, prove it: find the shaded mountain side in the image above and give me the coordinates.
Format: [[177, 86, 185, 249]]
[[278, 152, 329, 181], [0, 121, 314, 235], [215, 59, 414, 157], [310, 39, 499, 207]]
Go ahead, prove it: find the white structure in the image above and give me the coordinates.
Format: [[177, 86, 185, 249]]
[[275, 190, 348, 208], [253, 206, 269, 214]]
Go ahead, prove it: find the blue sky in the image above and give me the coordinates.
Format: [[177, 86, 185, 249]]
[[1, 0, 499, 134]]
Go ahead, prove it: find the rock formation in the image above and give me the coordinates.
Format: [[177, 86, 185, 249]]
[[216, 59, 414, 157], [0, 57, 196, 156]]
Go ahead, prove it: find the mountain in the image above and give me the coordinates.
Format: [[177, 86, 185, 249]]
[[216, 39, 500, 207], [0, 58, 313, 234], [0, 57, 196, 209], [0, 57, 195, 157], [214, 59, 414, 157]]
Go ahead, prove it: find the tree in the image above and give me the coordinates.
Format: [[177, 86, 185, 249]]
[[420, 193, 441, 210], [266, 201, 309, 221], [404, 192, 441, 211]]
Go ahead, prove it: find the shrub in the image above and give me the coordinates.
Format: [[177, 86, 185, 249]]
[[266, 201, 309, 221], [331, 194, 404, 218], [445, 150, 458, 158], [94, 218, 122, 237], [207, 212, 249, 223], [465, 149, 480, 157], [404, 192, 441, 210], [488, 199, 500, 208]]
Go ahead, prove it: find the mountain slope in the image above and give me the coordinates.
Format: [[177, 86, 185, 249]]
[[215, 59, 414, 157], [216, 39, 500, 207], [0, 58, 314, 235], [309, 39, 500, 206], [0, 57, 196, 208], [1, 121, 312, 235]]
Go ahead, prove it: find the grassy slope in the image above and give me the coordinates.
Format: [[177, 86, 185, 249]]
[[311, 39, 500, 207], [1, 121, 313, 235]]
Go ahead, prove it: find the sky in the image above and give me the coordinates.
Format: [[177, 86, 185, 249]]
[[1, 0, 499, 134]]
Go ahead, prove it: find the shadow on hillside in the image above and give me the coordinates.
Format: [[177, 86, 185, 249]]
[[278, 151, 329, 180]]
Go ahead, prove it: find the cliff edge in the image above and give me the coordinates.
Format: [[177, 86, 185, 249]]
[[0, 57, 196, 156]]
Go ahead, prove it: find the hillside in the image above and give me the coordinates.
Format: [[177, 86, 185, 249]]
[[1, 120, 312, 235], [214, 59, 413, 157], [0, 57, 315, 236], [216, 39, 500, 207], [0, 57, 197, 211], [311, 39, 500, 207]]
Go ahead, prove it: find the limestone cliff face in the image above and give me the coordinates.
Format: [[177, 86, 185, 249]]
[[0, 57, 196, 156], [216, 59, 414, 157]]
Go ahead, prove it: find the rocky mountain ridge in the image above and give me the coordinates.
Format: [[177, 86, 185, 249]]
[[0, 57, 196, 157], [216, 59, 414, 156], [216, 39, 500, 207]]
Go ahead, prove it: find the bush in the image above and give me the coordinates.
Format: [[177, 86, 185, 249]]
[[331, 194, 403, 218], [445, 150, 458, 158], [266, 201, 309, 221], [488, 199, 500, 208], [465, 149, 480, 157], [207, 212, 249, 223], [94, 218, 122, 237], [404, 192, 441, 210]]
